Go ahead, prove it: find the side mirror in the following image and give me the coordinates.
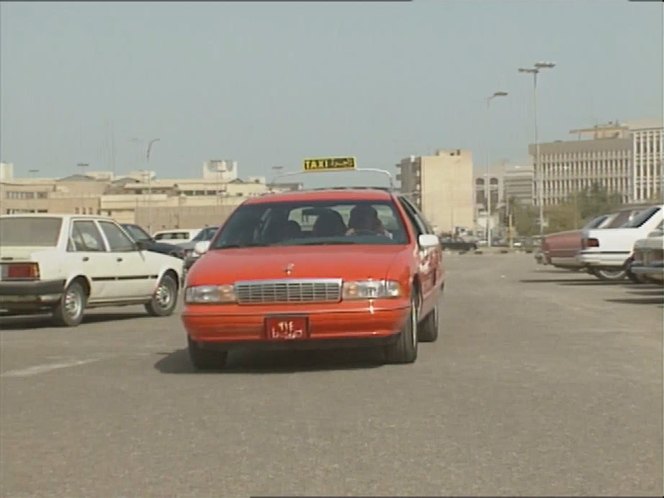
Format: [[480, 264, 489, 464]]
[[135, 240, 149, 251], [194, 241, 211, 255], [418, 234, 440, 248]]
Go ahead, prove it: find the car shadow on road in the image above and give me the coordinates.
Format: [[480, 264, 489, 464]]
[[0, 312, 149, 331], [520, 278, 595, 284], [154, 347, 385, 375], [605, 297, 664, 305]]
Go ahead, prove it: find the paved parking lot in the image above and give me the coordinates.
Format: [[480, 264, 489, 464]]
[[1, 253, 662, 497]]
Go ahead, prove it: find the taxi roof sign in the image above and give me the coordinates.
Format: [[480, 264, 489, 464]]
[[303, 156, 356, 172]]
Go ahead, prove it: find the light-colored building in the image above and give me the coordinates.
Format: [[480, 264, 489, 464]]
[[0, 162, 14, 181], [503, 165, 534, 206], [202, 160, 238, 182], [0, 165, 276, 232], [396, 149, 474, 234], [529, 120, 663, 206]]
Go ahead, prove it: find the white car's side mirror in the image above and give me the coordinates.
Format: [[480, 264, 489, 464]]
[[194, 241, 211, 255], [418, 234, 440, 248]]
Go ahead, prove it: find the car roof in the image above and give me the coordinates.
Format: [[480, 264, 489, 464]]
[[244, 187, 396, 205], [0, 213, 114, 221]]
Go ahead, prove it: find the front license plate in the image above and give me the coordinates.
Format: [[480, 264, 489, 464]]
[[265, 316, 308, 340]]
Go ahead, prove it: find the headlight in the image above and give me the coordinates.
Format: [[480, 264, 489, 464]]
[[185, 285, 236, 304], [342, 280, 402, 300]]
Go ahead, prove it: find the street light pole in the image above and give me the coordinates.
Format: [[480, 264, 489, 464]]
[[145, 138, 160, 233], [519, 62, 555, 237], [485, 91, 508, 248]]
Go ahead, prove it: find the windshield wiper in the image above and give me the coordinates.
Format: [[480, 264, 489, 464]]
[[287, 240, 359, 246], [215, 243, 270, 249]]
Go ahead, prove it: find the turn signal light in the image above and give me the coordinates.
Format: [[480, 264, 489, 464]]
[[3, 263, 40, 280]]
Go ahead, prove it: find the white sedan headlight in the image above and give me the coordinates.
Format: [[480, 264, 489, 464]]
[[185, 285, 236, 304], [342, 280, 402, 300]]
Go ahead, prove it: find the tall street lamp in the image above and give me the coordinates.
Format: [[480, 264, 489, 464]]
[[518, 61, 556, 237], [145, 138, 160, 233], [485, 91, 508, 247]]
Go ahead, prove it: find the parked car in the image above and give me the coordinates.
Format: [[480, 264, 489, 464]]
[[627, 221, 664, 284], [578, 204, 663, 281], [539, 206, 651, 271], [152, 228, 202, 243], [177, 225, 220, 270], [121, 223, 186, 259], [181, 188, 444, 370], [0, 214, 184, 326]]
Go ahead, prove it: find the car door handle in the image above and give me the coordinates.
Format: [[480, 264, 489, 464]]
[[116, 257, 123, 262], [82, 257, 89, 262]]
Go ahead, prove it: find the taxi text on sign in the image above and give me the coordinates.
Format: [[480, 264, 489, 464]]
[[303, 157, 357, 172]]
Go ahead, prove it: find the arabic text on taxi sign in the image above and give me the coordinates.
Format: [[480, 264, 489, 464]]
[[303, 157, 356, 172]]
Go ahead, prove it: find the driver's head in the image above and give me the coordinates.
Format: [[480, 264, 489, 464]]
[[348, 204, 379, 231]]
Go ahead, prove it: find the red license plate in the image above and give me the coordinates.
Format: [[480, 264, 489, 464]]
[[265, 316, 309, 340]]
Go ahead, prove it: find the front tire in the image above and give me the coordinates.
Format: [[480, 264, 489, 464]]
[[384, 294, 418, 364], [145, 273, 178, 317], [418, 300, 439, 343], [188, 337, 228, 370], [52, 281, 87, 327]]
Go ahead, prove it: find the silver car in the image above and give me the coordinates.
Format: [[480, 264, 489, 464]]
[[178, 226, 220, 270]]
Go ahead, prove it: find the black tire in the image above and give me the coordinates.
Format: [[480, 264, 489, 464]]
[[592, 268, 627, 281], [384, 293, 418, 364], [145, 273, 178, 317], [187, 336, 228, 370], [52, 280, 87, 327], [418, 300, 439, 343]]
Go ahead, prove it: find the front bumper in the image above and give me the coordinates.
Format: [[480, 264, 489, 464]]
[[182, 302, 410, 349], [0, 279, 66, 310]]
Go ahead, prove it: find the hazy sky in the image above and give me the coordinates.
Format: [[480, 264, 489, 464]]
[[1, 0, 662, 186]]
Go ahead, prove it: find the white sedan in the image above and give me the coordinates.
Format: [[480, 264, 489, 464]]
[[0, 214, 184, 326]]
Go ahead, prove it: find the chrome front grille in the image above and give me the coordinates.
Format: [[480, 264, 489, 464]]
[[234, 279, 342, 304]]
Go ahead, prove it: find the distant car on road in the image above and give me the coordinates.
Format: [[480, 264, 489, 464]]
[[152, 228, 202, 243], [0, 214, 184, 326], [121, 223, 186, 259], [176, 225, 220, 270], [181, 188, 444, 370]]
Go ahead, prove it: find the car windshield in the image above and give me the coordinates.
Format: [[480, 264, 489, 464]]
[[123, 225, 151, 242], [0, 217, 62, 247], [622, 206, 660, 228], [211, 200, 409, 249]]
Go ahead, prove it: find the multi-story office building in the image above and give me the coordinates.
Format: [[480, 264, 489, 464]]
[[503, 165, 534, 206], [396, 149, 474, 234], [529, 120, 662, 206]]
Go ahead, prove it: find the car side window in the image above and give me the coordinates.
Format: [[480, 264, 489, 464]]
[[397, 197, 428, 237], [98, 221, 136, 252], [400, 197, 435, 234], [70, 220, 106, 252]]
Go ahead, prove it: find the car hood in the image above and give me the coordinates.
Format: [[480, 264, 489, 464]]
[[187, 245, 410, 284]]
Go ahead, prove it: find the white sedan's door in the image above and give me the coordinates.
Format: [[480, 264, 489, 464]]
[[68, 220, 118, 300], [97, 221, 158, 299]]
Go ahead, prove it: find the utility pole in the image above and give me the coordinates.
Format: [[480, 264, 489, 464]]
[[485, 91, 508, 247]]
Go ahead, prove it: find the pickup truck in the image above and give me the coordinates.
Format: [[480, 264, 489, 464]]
[[0, 214, 184, 326], [577, 205, 664, 281]]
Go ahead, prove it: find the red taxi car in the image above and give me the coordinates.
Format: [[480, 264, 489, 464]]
[[181, 188, 444, 369]]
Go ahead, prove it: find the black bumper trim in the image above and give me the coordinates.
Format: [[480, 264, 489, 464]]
[[193, 334, 399, 352], [0, 279, 66, 296]]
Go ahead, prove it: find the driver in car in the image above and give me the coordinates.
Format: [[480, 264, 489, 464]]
[[345, 204, 392, 238]]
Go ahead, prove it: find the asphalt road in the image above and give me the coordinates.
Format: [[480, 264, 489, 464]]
[[1, 253, 662, 497]]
